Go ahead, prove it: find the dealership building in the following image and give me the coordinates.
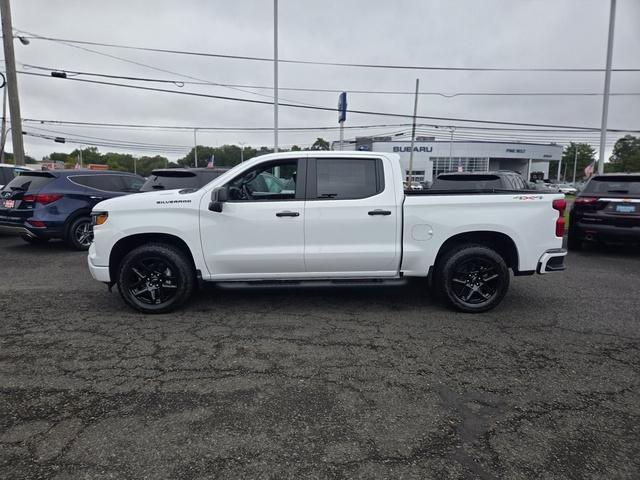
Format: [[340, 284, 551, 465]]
[[332, 136, 563, 183]]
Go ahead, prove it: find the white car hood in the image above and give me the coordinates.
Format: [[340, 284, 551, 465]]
[[92, 189, 204, 212]]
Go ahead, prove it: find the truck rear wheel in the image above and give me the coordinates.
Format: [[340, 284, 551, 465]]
[[436, 244, 510, 313], [117, 243, 195, 314]]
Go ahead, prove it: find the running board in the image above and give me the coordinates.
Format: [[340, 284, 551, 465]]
[[215, 277, 408, 289]]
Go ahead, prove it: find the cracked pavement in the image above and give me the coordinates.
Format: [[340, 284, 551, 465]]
[[0, 235, 639, 479]]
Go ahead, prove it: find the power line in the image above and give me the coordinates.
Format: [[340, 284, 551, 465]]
[[14, 29, 318, 108], [17, 70, 640, 132], [26, 125, 190, 151], [23, 130, 190, 154], [21, 64, 640, 97], [15, 30, 640, 73], [22, 117, 639, 135]]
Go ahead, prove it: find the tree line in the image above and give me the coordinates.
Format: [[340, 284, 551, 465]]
[[2, 137, 331, 177], [2, 135, 638, 180]]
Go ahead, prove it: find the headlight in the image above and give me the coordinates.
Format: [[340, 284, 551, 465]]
[[91, 211, 109, 226]]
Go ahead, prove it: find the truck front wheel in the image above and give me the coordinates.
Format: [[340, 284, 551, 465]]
[[436, 244, 510, 313], [117, 243, 195, 314]]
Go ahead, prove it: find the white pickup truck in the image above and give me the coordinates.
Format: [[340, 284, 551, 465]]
[[88, 151, 567, 314]]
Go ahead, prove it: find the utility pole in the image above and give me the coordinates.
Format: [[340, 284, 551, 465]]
[[572, 144, 578, 184], [598, 0, 616, 175], [273, 0, 279, 152], [193, 128, 198, 167], [0, 0, 25, 165], [406, 78, 419, 185]]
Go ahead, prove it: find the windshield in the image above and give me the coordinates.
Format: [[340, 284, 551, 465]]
[[583, 176, 640, 195]]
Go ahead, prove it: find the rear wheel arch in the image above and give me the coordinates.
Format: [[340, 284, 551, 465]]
[[109, 233, 198, 283], [433, 231, 519, 274]]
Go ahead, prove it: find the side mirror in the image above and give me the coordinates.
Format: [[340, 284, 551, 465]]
[[209, 186, 228, 212]]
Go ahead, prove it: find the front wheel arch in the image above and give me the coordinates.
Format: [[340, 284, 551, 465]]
[[109, 233, 198, 285]]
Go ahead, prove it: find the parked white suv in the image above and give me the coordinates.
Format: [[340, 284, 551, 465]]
[[88, 151, 567, 314]]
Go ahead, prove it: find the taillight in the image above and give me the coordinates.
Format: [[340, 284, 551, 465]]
[[552, 198, 566, 237], [22, 193, 63, 205], [574, 197, 598, 205]]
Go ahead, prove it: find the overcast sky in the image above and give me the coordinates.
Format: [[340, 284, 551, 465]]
[[6, 0, 640, 161]]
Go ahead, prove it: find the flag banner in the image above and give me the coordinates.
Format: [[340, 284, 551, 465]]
[[207, 155, 215, 168], [584, 162, 595, 177]]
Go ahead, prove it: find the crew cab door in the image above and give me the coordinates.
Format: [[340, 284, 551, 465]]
[[304, 156, 400, 276], [200, 158, 306, 279]]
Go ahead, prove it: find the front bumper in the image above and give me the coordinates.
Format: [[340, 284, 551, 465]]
[[88, 246, 111, 283], [537, 248, 567, 274]]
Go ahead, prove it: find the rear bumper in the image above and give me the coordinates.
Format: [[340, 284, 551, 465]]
[[0, 224, 35, 237], [574, 221, 640, 241], [0, 220, 64, 238], [537, 248, 567, 274]]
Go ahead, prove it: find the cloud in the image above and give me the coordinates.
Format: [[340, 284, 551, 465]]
[[6, 0, 639, 161]]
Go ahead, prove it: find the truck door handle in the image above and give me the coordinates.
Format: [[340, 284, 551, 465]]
[[89, 196, 104, 200], [276, 211, 300, 217], [368, 209, 392, 216]]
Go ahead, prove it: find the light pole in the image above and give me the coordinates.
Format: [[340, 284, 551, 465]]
[[597, 0, 616, 175], [0, 125, 10, 163], [273, 0, 279, 152], [193, 128, 198, 167], [239, 141, 246, 163], [572, 144, 578, 184], [448, 127, 455, 172]]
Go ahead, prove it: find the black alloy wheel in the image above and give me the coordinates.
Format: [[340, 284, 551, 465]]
[[437, 244, 510, 313], [117, 243, 195, 313]]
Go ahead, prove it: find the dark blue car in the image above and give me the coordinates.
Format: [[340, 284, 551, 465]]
[[0, 170, 144, 250]]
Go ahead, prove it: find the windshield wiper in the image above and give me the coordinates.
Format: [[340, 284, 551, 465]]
[[607, 189, 629, 193]]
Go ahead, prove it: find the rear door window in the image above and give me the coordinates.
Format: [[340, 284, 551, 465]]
[[70, 174, 139, 193], [313, 158, 382, 200]]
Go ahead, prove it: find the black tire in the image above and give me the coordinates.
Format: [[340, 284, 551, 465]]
[[21, 235, 49, 245], [117, 243, 195, 314], [567, 227, 583, 251], [435, 244, 510, 313], [65, 216, 93, 250]]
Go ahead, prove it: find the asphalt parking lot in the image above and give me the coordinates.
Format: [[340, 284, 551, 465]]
[[0, 235, 638, 480]]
